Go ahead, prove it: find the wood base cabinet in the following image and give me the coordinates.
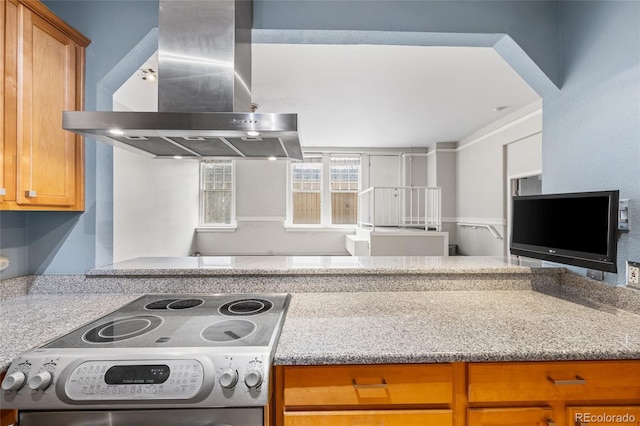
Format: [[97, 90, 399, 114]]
[[277, 364, 454, 426], [468, 408, 556, 426], [567, 407, 640, 426], [285, 410, 453, 426], [276, 361, 640, 426], [2, 0, 88, 211]]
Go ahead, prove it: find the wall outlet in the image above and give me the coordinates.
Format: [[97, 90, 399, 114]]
[[628, 261, 640, 286]]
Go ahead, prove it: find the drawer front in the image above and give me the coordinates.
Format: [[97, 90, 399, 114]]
[[284, 409, 452, 426], [468, 407, 555, 426], [468, 361, 640, 403], [567, 406, 640, 426], [284, 364, 453, 407]]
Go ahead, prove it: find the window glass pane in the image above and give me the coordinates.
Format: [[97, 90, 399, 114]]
[[291, 156, 322, 224], [330, 155, 360, 225], [201, 161, 233, 225]]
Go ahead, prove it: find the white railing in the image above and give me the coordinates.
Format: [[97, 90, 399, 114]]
[[357, 186, 441, 231]]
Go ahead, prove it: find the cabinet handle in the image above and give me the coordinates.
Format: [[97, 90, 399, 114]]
[[25, 190, 37, 198], [0, 188, 5, 196], [547, 375, 586, 385], [547, 419, 557, 426], [352, 378, 388, 389]]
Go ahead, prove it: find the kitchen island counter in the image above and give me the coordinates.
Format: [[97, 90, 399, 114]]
[[87, 255, 562, 276]]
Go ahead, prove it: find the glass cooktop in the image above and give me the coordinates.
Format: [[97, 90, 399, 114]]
[[44, 294, 290, 349]]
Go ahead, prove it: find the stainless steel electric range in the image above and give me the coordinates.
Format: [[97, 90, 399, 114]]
[[1, 293, 291, 426]]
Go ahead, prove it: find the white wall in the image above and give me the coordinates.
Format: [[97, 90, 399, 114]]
[[197, 152, 422, 256], [455, 100, 542, 255], [425, 144, 458, 243], [113, 53, 200, 262]]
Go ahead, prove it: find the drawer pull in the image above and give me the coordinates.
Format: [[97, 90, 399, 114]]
[[547, 419, 557, 426], [547, 375, 586, 385], [352, 378, 388, 389]]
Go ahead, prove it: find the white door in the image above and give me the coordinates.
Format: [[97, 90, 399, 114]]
[[368, 155, 401, 226]]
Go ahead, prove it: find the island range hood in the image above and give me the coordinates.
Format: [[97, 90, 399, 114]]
[[63, 0, 303, 160]]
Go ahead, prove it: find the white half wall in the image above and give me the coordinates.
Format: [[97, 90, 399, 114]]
[[197, 222, 352, 255], [456, 100, 543, 256]]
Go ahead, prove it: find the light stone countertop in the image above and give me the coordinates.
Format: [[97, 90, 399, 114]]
[[3, 289, 640, 372], [274, 290, 640, 365], [87, 255, 561, 276], [0, 293, 140, 372]]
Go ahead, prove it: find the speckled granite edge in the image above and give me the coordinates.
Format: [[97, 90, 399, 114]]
[[86, 256, 566, 277], [274, 349, 640, 366], [87, 267, 558, 277], [28, 273, 536, 294], [0, 275, 31, 300], [560, 273, 640, 315]]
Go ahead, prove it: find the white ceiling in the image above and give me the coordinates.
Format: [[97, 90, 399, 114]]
[[117, 44, 540, 150], [252, 44, 540, 149]]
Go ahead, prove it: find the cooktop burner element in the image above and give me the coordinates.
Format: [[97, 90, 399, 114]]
[[83, 315, 163, 343], [2, 293, 291, 412], [202, 319, 257, 342], [144, 298, 204, 310], [219, 298, 273, 316]]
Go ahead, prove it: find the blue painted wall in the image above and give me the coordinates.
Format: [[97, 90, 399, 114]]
[[543, 0, 640, 284], [0, 1, 159, 278], [254, 0, 561, 86], [0, 0, 559, 277], [2, 0, 637, 285]]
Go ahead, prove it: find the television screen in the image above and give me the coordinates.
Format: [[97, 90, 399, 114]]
[[510, 190, 619, 273]]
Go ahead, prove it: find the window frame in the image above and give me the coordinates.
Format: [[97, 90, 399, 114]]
[[286, 152, 361, 229], [199, 159, 236, 229]]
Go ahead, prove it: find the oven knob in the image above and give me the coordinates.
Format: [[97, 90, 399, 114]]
[[244, 368, 262, 388], [28, 371, 52, 390], [219, 369, 238, 389], [1, 371, 26, 391]]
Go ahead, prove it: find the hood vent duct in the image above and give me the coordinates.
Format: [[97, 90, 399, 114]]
[[63, 0, 303, 160]]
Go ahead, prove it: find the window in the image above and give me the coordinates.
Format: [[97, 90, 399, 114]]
[[330, 155, 360, 224], [289, 154, 361, 226], [291, 156, 322, 224], [201, 160, 234, 226]]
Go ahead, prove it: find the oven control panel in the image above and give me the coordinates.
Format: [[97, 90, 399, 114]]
[[65, 360, 204, 400]]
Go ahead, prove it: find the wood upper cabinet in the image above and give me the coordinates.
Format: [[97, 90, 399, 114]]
[[2, 0, 88, 211]]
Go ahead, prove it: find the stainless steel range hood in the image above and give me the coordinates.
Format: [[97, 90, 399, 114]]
[[63, 0, 303, 160]]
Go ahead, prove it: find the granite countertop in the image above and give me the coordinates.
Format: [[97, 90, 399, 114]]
[[3, 289, 640, 372], [0, 293, 140, 371], [274, 290, 640, 365], [87, 255, 563, 276]]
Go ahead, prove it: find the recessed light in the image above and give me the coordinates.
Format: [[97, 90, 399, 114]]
[[108, 129, 125, 135], [246, 131, 260, 137], [267, 156, 277, 161]]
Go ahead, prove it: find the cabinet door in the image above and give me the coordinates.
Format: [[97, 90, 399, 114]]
[[2, 0, 18, 206], [284, 410, 452, 426], [567, 407, 640, 426], [17, 6, 78, 207], [468, 408, 556, 426], [284, 364, 453, 408]]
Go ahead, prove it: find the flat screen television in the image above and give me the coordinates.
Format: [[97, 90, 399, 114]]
[[510, 190, 619, 273]]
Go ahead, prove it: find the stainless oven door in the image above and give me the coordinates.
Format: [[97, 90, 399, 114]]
[[19, 407, 263, 426]]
